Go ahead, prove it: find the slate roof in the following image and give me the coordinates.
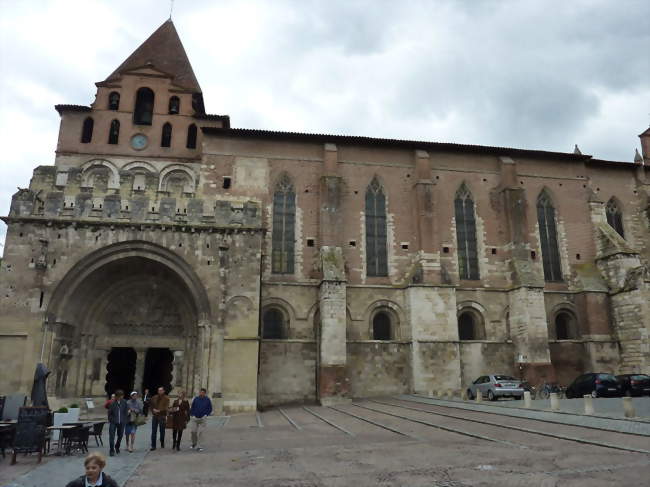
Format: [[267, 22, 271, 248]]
[[103, 20, 202, 94]]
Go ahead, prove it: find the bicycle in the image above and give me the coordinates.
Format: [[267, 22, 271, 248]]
[[536, 382, 565, 399]]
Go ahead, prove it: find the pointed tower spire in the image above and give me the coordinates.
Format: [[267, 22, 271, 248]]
[[103, 20, 201, 94], [634, 148, 643, 164], [573, 144, 582, 155]]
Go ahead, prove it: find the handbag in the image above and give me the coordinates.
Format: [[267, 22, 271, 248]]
[[134, 414, 146, 426]]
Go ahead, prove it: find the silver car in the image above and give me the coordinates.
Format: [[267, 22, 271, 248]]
[[467, 375, 524, 401]]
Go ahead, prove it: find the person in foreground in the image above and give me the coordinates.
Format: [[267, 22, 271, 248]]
[[66, 452, 118, 487], [189, 387, 213, 452]]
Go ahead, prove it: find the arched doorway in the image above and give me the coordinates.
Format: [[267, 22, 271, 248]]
[[46, 241, 212, 398]]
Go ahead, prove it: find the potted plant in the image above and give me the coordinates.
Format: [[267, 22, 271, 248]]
[[68, 403, 81, 421]]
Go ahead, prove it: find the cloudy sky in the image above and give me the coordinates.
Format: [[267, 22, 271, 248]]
[[0, 0, 649, 249]]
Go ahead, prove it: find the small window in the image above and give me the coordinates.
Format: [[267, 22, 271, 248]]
[[554, 311, 578, 340], [134, 87, 154, 125], [606, 198, 625, 238], [161, 122, 172, 148], [81, 117, 94, 143], [307, 238, 315, 247], [222, 177, 231, 189], [108, 91, 120, 110], [108, 119, 120, 144], [168, 96, 180, 114], [262, 308, 285, 339], [458, 309, 486, 341], [372, 312, 391, 340], [186, 123, 197, 149]]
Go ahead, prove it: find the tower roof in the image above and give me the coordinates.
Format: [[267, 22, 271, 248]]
[[103, 20, 201, 93]]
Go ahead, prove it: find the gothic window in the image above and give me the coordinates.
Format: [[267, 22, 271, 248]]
[[454, 183, 479, 280], [372, 312, 392, 340], [365, 177, 388, 276], [133, 87, 154, 125], [262, 308, 286, 339], [161, 123, 172, 148], [168, 96, 180, 114], [186, 124, 197, 149], [81, 117, 94, 143], [108, 91, 120, 110], [537, 191, 562, 282], [271, 174, 296, 274], [108, 119, 120, 144], [457, 309, 486, 340], [606, 198, 625, 238]]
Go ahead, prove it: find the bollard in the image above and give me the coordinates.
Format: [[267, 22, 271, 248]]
[[461, 390, 468, 401], [623, 396, 636, 418], [475, 391, 482, 403], [550, 392, 560, 411], [447, 389, 454, 399], [428, 389, 434, 398], [583, 394, 594, 415], [523, 391, 532, 408]]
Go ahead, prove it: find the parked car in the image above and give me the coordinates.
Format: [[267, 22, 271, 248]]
[[467, 375, 524, 401], [616, 374, 650, 397], [565, 373, 622, 398]]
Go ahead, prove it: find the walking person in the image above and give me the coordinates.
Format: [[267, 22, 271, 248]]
[[65, 452, 118, 487], [169, 390, 190, 451], [142, 388, 150, 417], [125, 391, 143, 452], [107, 390, 128, 457], [150, 386, 169, 450], [189, 388, 213, 452]]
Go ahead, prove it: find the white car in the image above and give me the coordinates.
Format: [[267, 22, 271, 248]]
[[467, 375, 524, 401]]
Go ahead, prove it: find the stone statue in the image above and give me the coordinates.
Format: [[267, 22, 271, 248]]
[[30, 363, 51, 408]]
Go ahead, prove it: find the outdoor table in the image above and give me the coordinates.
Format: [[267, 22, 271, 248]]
[[47, 425, 76, 455]]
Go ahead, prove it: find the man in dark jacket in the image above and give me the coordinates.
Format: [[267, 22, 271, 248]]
[[149, 386, 169, 450], [189, 388, 213, 451], [107, 390, 128, 456]]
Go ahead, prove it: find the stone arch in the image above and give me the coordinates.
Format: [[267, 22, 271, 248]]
[[261, 305, 290, 339], [80, 159, 120, 189], [122, 160, 157, 174], [122, 161, 157, 191], [549, 303, 580, 340], [158, 164, 196, 193], [456, 301, 486, 340], [47, 240, 212, 326], [363, 300, 404, 340]]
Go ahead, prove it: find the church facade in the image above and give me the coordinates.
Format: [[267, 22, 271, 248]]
[[1, 21, 649, 413]]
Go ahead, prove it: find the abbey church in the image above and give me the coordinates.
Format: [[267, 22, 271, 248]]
[[1, 20, 649, 413]]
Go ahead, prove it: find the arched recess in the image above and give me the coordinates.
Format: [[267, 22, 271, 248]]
[[261, 307, 289, 339], [122, 160, 157, 173], [363, 300, 404, 340], [158, 164, 197, 193], [122, 161, 157, 191], [605, 197, 625, 238], [80, 159, 120, 189], [549, 305, 580, 340], [456, 301, 486, 340]]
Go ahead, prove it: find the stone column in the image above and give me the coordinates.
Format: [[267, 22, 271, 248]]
[[133, 348, 147, 393], [198, 322, 211, 389], [411, 150, 438, 283], [318, 247, 350, 405]]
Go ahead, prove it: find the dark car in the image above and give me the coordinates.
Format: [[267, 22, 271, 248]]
[[616, 374, 650, 397], [565, 373, 622, 399]]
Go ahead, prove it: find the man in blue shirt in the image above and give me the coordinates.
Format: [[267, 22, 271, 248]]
[[189, 388, 213, 451]]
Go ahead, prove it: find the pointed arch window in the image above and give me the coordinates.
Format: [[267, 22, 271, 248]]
[[133, 87, 154, 125], [455, 183, 479, 280], [108, 120, 120, 145], [606, 198, 625, 238], [81, 117, 94, 143], [537, 191, 563, 282], [168, 96, 180, 114], [366, 177, 388, 277], [186, 123, 197, 149], [108, 91, 120, 110], [161, 123, 172, 148], [271, 174, 296, 274]]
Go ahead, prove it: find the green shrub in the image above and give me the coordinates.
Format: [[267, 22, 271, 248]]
[[69, 403, 79, 408], [56, 407, 68, 413]]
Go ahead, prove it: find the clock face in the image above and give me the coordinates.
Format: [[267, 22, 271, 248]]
[[130, 134, 148, 150]]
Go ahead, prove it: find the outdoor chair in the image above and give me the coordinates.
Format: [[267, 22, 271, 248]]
[[91, 422, 105, 446], [65, 425, 90, 455]]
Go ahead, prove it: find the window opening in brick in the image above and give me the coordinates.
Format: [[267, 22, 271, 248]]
[[372, 312, 391, 340], [206, 243, 210, 248], [443, 246, 449, 253], [455, 183, 479, 280], [271, 173, 295, 274], [262, 308, 285, 339], [125, 206, 129, 211], [555, 311, 577, 340], [108, 119, 120, 144], [307, 238, 315, 247], [531, 250, 536, 259], [134, 87, 154, 125], [349, 240, 356, 247], [207, 261, 211, 266], [401, 243, 409, 250], [108, 91, 120, 110], [168, 96, 180, 114], [161, 122, 172, 147], [605, 198, 625, 238], [19, 232, 23, 237], [491, 248, 497, 255], [365, 176, 388, 277], [537, 190, 562, 281], [222, 177, 231, 189], [576, 253, 581, 260], [81, 117, 94, 143], [186, 123, 197, 149]]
